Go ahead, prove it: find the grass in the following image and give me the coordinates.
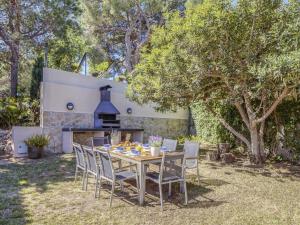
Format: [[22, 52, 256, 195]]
[[0, 153, 300, 225]]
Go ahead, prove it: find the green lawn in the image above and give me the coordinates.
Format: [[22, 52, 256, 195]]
[[0, 154, 299, 225]]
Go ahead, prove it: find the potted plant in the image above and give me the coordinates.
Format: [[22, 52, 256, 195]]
[[25, 134, 49, 159], [149, 135, 162, 157]]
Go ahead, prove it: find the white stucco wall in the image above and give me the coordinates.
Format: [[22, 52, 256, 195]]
[[41, 68, 188, 119], [12, 126, 43, 157]]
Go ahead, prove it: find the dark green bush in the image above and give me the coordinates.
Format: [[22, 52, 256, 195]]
[[190, 102, 246, 147], [190, 100, 299, 159], [0, 97, 40, 129]]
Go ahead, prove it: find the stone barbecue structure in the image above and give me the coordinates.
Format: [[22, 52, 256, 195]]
[[12, 68, 188, 156]]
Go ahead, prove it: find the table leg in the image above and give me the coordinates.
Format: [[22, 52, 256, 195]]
[[138, 162, 145, 205], [180, 158, 184, 193]]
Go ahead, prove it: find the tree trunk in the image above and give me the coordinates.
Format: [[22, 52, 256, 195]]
[[249, 123, 265, 164], [10, 48, 19, 97]]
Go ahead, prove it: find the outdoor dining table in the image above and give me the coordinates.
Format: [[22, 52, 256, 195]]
[[97, 145, 184, 205]]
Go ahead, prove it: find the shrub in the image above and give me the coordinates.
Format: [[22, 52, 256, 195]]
[[25, 135, 49, 148], [0, 97, 39, 129]]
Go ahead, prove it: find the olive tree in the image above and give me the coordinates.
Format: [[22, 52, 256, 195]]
[[129, 0, 300, 163]]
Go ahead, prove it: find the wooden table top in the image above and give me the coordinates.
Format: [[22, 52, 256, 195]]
[[96, 146, 184, 163], [110, 150, 183, 162]]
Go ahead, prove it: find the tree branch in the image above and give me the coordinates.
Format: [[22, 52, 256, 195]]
[[205, 104, 251, 150], [254, 86, 290, 123], [0, 26, 13, 49], [234, 102, 250, 129]]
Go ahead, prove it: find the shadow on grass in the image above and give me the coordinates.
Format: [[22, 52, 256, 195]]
[[0, 154, 75, 225], [110, 174, 229, 209], [204, 156, 300, 182]]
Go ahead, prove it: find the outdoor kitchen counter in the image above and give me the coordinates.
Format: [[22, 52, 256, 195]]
[[62, 128, 144, 132], [62, 128, 144, 153]]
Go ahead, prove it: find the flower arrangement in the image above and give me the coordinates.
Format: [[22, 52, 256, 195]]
[[149, 135, 162, 147]]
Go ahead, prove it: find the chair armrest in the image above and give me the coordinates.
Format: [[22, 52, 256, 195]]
[[185, 157, 198, 160]]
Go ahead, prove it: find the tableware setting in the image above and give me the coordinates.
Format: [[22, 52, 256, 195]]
[[160, 146, 168, 152]]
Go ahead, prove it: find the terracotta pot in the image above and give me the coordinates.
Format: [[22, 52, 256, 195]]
[[28, 147, 43, 159], [150, 146, 160, 157]]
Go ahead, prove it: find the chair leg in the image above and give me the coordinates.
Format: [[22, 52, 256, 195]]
[[110, 182, 115, 207], [168, 183, 172, 197], [197, 162, 200, 185], [94, 174, 99, 198], [98, 177, 102, 197], [184, 181, 188, 205], [135, 173, 140, 191], [159, 183, 163, 211], [74, 167, 78, 182], [120, 181, 124, 192], [82, 171, 86, 190], [85, 174, 89, 191]]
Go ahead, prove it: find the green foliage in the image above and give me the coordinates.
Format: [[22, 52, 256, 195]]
[[82, 0, 186, 76], [48, 27, 86, 71], [0, 97, 40, 129], [30, 57, 44, 99], [0, 0, 83, 96], [191, 102, 246, 146], [129, 0, 300, 110], [265, 99, 300, 154], [25, 135, 49, 148]]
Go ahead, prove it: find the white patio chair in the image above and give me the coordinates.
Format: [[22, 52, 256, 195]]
[[146, 153, 188, 210], [73, 143, 87, 190], [95, 149, 139, 207], [183, 141, 200, 184], [125, 133, 131, 142], [92, 136, 110, 146], [91, 137, 122, 169], [162, 138, 178, 151], [81, 145, 100, 197]]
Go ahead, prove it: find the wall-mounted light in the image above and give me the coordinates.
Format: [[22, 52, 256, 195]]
[[66, 102, 74, 111], [126, 107, 132, 114]]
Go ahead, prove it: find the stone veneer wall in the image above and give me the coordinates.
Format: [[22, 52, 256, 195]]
[[42, 112, 188, 152], [120, 116, 188, 142], [42, 111, 93, 152]]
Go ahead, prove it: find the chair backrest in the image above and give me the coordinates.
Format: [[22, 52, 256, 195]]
[[95, 150, 114, 180], [73, 143, 86, 168], [159, 153, 185, 181], [92, 136, 110, 147], [162, 138, 178, 152], [82, 145, 98, 173], [184, 141, 200, 168], [125, 133, 131, 142]]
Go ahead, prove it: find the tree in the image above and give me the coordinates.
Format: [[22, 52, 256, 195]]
[[0, 0, 81, 97], [129, 0, 300, 163], [82, 0, 186, 77], [47, 27, 86, 72], [30, 56, 43, 99]]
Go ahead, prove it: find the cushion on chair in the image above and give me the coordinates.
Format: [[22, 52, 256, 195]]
[[115, 170, 137, 181], [146, 171, 181, 182]]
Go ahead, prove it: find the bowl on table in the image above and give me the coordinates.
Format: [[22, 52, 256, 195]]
[[130, 149, 141, 156], [114, 146, 124, 152], [103, 144, 111, 150], [160, 146, 168, 152]]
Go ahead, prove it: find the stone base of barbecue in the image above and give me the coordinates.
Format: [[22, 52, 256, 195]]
[[42, 111, 188, 153]]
